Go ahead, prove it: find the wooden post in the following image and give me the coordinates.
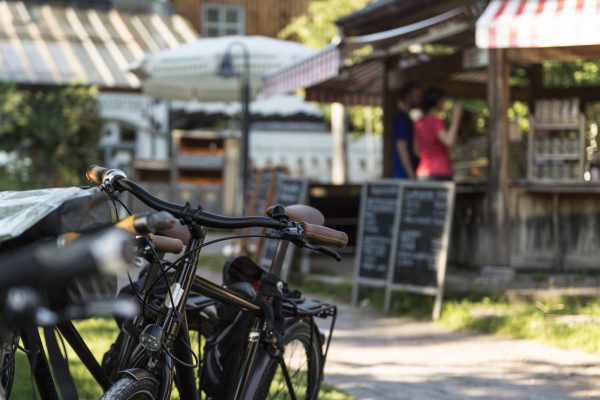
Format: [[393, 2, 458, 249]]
[[383, 57, 400, 178], [331, 102, 347, 184], [528, 64, 543, 111], [487, 49, 511, 266]]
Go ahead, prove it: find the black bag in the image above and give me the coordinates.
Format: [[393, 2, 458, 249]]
[[200, 256, 265, 398], [0, 187, 116, 307]]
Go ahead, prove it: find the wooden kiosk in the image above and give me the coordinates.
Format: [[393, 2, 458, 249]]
[[265, 0, 600, 274]]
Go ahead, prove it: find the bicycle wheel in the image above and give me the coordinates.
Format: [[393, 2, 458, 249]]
[[0, 348, 15, 398], [252, 318, 323, 400], [101, 376, 158, 400]]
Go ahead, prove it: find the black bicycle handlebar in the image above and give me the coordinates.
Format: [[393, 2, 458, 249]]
[[86, 164, 347, 249], [86, 165, 285, 230], [118, 179, 284, 230], [0, 229, 134, 291]]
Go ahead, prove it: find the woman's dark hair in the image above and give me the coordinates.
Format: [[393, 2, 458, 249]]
[[399, 82, 418, 100], [421, 87, 445, 114]]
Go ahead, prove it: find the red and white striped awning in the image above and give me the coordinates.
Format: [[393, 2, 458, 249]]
[[262, 45, 340, 97], [477, 0, 600, 49]]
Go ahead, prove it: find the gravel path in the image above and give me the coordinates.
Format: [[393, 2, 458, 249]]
[[196, 254, 600, 400], [323, 304, 600, 400]]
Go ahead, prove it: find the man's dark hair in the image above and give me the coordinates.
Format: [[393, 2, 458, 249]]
[[399, 82, 418, 100], [421, 87, 445, 114]]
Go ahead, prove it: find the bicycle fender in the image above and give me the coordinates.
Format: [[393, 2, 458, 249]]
[[117, 368, 160, 384]]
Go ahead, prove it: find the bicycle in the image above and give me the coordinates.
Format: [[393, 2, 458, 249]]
[[0, 228, 135, 400], [86, 165, 348, 400], [0, 210, 187, 399]]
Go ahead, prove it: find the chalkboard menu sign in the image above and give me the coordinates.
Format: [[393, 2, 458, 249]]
[[352, 180, 455, 320], [393, 186, 451, 287], [356, 182, 400, 280], [258, 177, 308, 276]]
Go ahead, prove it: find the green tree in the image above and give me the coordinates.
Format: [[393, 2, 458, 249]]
[[279, 0, 382, 134], [0, 84, 103, 189], [279, 0, 372, 48]]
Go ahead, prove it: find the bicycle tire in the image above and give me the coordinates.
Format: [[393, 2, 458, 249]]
[[101, 376, 158, 400], [0, 349, 15, 399], [251, 318, 323, 400]]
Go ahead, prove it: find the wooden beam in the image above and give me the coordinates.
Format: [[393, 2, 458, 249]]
[[331, 102, 347, 184], [487, 48, 511, 266], [528, 64, 543, 109], [424, 80, 532, 102], [507, 45, 600, 63], [403, 51, 465, 83], [382, 56, 400, 178], [538, 87, 600, 102]]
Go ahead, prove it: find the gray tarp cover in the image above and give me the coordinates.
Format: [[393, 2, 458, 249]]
[[0, 187, 92, 244]]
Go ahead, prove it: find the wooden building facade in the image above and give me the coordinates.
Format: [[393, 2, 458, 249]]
[[264, 0, 600, 272], [170, 0, 310, 38]]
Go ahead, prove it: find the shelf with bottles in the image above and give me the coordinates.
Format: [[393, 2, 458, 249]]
[[528, 98, 585, 183], [531, 159, 582, 182]]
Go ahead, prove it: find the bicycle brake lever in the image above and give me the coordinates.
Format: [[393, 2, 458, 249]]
[[303, 243, 342, 261]]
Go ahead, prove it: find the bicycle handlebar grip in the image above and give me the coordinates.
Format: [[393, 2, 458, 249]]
[[157, 220, 191, 245], [151, 235, 184, 254], [0, 229, 134, 290], [86, 165, 109, 184], [115, 212, 176, 235], [301, 222, 348, 248]]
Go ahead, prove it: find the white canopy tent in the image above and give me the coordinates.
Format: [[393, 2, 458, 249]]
[[128, 35, 316, 102]]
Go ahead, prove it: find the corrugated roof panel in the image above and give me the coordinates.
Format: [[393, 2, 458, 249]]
[[14, 2, 62, 84], [0, 1, 199, 89], [87, 9, 138, 86], [108, 9, 145, 60], [129, 14, 161, 53], [40, 4, 88, 83]]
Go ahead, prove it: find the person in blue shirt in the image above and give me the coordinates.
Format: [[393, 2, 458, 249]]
[[392, 82, 422, 179]]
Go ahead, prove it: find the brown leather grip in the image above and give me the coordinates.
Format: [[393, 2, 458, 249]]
[[86, 165, 109, 184], [151, 235, 184, 254], [301, 222, 348, 248], [157, 221, 191, 246]]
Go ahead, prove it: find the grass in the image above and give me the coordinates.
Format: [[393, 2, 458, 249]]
[[11, 317, 355, 399], [11, 318, 120, 399], [439, 294, 600, 354], [298, 277, 600, 355]]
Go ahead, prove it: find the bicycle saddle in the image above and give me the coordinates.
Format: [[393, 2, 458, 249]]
[[265, 204, 325, 226]]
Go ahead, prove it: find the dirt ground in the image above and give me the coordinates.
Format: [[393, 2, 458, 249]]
[[194, 244, 600, 400], [323, 304, 600, 400]]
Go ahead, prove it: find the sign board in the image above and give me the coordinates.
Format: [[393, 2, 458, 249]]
[[257, 176, 309, 279], [352, 180, 455, 320], [242, 167, 288, 255], [355, 182, 400, 281]]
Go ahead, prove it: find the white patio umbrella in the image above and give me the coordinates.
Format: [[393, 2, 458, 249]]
[[129, 36, 316, 102]]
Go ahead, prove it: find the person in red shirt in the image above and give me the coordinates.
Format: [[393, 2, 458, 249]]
[[414, 88, 463, 181]]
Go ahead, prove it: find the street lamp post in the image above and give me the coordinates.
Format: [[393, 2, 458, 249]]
[[218, 41, 251, 215]]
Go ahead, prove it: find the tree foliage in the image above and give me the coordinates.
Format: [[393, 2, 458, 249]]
[[544, 60, 600, 87], [279, 0, 372, 48], [279, 0, 383, 134], [0, 84, 102, 189]]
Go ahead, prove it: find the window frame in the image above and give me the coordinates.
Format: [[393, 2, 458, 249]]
[[202, 3, 245, 37]]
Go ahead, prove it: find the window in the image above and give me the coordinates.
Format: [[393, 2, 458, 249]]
[[202, 4, 245, 37]]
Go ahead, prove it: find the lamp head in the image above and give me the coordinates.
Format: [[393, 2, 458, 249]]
[[218, 53, 236, 78]]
